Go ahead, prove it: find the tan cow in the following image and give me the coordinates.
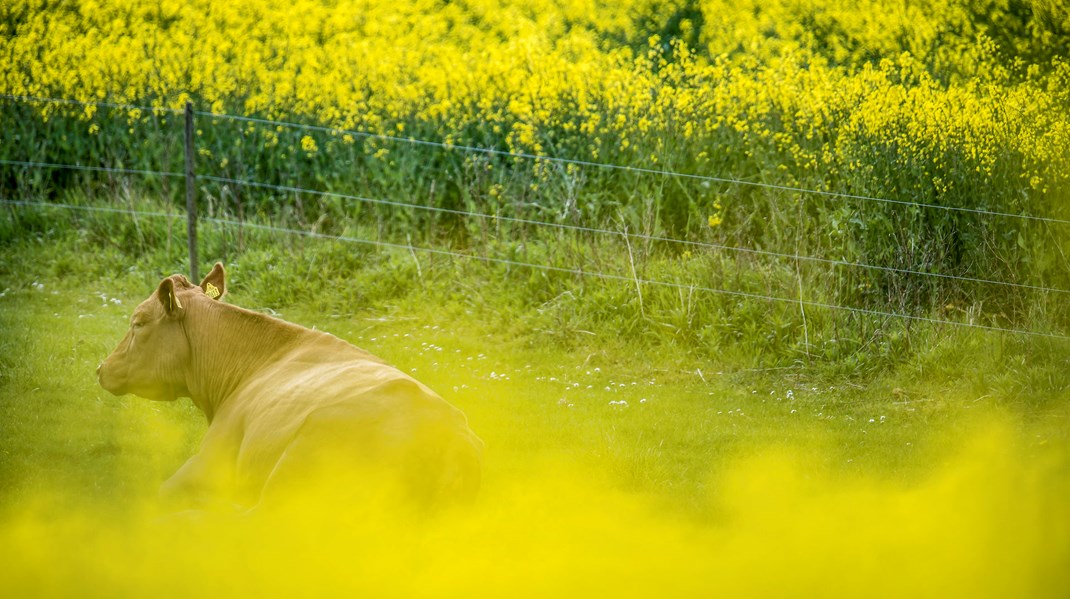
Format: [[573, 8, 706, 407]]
[[98, 263, 482, 511]]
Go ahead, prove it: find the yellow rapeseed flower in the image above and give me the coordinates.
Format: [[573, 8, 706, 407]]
[[0, 0, 1064, 226]]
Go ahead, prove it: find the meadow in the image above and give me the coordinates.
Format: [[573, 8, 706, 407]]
[[1, 226, 1068, 598], [1, 0, 1070, 596]]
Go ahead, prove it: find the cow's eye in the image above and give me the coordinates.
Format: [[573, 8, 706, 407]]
[[132, 321, 145, 330]]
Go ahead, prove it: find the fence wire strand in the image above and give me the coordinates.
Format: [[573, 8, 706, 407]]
[[195, 110, 1070, 227], [0, 159, 183, 180], [2, 198, 180, 220], [204, 215, 1070, 341], [201, 174, 1070, 296]]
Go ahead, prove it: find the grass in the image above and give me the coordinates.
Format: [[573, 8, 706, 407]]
[[1, 215, 1068, 597]]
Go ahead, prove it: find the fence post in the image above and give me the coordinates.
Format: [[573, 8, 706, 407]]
[[184, 101, 199, 282]]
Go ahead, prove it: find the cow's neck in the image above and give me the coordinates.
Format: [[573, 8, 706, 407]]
[[183, 302, 306, 422]]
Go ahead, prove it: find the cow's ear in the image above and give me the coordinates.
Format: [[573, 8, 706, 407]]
[[156, 277, 183, 315], [199, 262, 226, 300]]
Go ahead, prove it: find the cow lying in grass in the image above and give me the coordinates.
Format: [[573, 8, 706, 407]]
[[98, 263, 483, 511]]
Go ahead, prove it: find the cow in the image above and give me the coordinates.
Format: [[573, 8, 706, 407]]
[[97, 263, 483, 512]]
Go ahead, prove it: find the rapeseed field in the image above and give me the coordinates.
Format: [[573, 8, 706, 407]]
[[5, 0, 1068, 193]]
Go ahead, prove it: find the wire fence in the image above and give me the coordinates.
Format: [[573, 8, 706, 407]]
[[3, 93, 1069, 342], [4, 195, 1068, 341], [5, 157, 1069, 298], [197, 173, 1070, 297]]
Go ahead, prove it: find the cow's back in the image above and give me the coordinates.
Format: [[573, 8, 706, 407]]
[[224, 334, 482, 508]]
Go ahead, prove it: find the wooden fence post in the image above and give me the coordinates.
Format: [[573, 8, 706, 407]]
[[184, 101, 199, 282]]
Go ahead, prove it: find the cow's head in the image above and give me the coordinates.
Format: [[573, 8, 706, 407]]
[[98, 263, 227, 400]]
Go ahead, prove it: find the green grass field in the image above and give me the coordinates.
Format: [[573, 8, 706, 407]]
[[1, 223, 1068, 598]]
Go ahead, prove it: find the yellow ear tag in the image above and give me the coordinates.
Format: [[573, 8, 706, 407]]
[[205, 282, 220, 299], [171, 292, 182, 310]]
